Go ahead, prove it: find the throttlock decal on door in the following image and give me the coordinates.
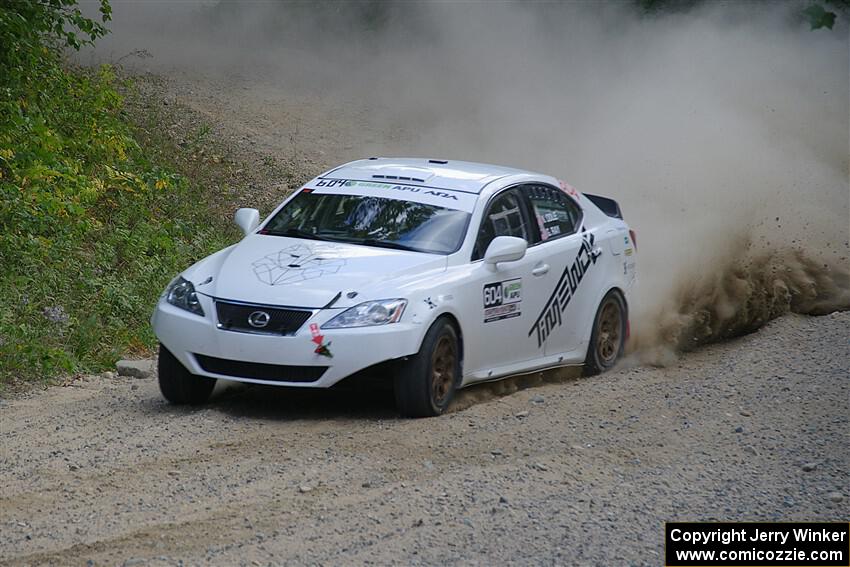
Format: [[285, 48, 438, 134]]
[[528, 230, 601, 348], [483, 278, 522, 323]]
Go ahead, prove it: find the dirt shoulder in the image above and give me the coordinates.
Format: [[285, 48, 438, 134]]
[[121, 70, 402, 214], [1, 312, 847, 565]]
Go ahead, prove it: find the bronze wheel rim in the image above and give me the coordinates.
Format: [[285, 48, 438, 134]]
[[596, 299, 622, 366], [431, 334, 456, 406]]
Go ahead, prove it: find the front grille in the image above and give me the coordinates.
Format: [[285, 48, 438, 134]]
[[215, 300, 312, 335], [195, 354, 327, 383]]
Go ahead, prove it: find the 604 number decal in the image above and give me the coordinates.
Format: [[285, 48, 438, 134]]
[[483, 278, 522, 323]]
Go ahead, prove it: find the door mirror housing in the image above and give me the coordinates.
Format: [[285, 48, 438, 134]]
[[234, 208, 260, 236], [483, 236, 527, 266]]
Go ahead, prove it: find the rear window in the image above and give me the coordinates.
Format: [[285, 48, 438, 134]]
[[525, 185, 581, 241]]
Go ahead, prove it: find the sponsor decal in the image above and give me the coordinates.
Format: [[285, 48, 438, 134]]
[[307, 178, 477, 213], [483, 278, 522, 323], [537, 211, 563, 239], [625, 260, 636, 281], [528, 230, 601, 348], [316, 179, 459, 201], [314, 178, 348, 188], [309, 322, 333, 358], [346, 180, 459, 201]]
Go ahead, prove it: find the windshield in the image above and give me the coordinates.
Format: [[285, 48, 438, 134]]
[[261, 190, 471, 255]]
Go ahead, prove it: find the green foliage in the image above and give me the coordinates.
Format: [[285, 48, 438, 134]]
[[634, 0, 703, 14], [0, 1, 233, 386], [634, 0, 845, 30], [802, 4, 837, 29], [1, 1, 110, 88]]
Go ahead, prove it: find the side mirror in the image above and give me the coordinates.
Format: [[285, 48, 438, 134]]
[[234, 208, 260, 236], [483, 236, 527, 266]]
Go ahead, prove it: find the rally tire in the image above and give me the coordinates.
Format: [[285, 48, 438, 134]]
[[583, 290, 626, 376], [394, 319, 461, 418], [158, 345, 216, 405]]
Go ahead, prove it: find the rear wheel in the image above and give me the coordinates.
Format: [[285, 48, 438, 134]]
[[394, 319, 460, 418], [584, 290, 626, 376], [158, 345, 216, 405]]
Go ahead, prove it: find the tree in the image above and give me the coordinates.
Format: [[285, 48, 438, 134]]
[[0, 0, 112, 88]]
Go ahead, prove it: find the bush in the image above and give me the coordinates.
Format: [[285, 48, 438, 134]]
[[0, 1, 234, 386]]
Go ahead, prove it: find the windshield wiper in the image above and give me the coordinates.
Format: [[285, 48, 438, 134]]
[[359, 239, 420, 252], [262, 228, 330, 241]]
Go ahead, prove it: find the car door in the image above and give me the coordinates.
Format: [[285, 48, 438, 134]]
[[520, 184, 604, 358], [459, 187, 555, 379]]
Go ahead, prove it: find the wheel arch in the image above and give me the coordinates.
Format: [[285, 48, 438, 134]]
[[583, 285, 629, 376], [394, 310, 465, 417], [412, 309, 465, 383], [431, 311, 465, 370], [608, 286, 628, 317], [582, 285, 629, 346]]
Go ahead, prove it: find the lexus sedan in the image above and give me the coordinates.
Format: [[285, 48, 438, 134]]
[[152, 158, 637, 416]]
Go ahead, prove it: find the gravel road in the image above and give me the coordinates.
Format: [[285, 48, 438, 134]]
[[2, 312, 847, 566], [3, 62, 847, 566]]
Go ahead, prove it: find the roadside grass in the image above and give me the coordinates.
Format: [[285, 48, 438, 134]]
[[0, 64, 242, 393]]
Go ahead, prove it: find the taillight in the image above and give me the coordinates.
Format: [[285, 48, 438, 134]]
[[628, 229, 637, 251]]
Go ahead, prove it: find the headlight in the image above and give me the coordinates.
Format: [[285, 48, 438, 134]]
[[322, 299, 406, 329], [165, 276, 204, 316]]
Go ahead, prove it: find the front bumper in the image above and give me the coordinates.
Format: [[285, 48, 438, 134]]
[[151, 294, 423, 387]]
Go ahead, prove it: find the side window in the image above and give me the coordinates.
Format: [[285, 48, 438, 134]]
[[525, 185, 581, 242], [472, 190, 529, 261]]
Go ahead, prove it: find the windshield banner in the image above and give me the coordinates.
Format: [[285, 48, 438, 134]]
[[307, 179, 478, 213]]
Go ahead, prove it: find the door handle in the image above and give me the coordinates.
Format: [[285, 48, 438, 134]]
[[532, 264, 550, 277]]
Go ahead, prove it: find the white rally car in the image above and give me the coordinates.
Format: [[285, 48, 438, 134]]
[[152, 158, 637, 417]]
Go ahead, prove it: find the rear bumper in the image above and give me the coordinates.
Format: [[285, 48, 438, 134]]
[[152, 294, 423, 387]]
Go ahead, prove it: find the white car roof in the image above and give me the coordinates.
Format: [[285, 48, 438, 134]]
[[322, 158, 541, 194]]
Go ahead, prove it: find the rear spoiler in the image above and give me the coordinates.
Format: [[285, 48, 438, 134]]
[[583, 193, 622, 219]]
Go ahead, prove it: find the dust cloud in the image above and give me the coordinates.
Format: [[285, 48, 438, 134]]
[[87, 1, 849, 361]]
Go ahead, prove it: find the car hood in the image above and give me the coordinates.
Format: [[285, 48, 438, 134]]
[[185, 235, 448, 309]]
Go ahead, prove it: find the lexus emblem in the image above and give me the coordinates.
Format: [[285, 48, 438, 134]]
[[247, 310, 271, 328]]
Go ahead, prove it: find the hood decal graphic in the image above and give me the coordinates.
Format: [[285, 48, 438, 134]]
[[252, 243, 346, 286]]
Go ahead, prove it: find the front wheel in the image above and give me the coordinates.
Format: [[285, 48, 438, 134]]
[[158, 345, 216, 405], [394, 319, 460, 418], [584, 290, 626, 376]]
